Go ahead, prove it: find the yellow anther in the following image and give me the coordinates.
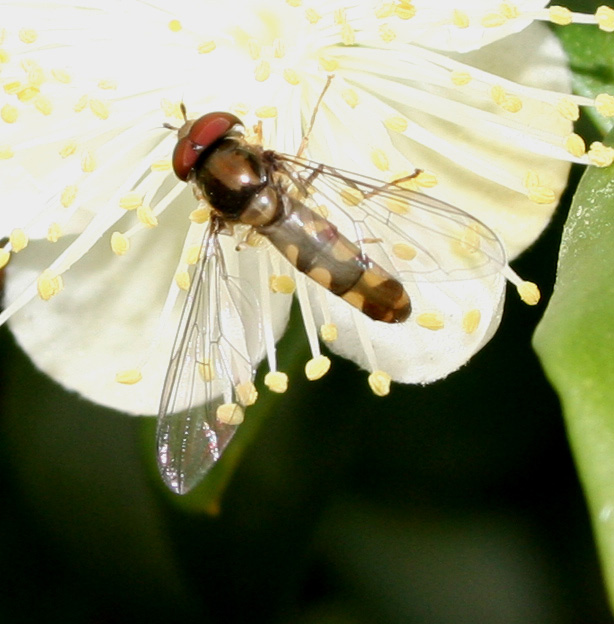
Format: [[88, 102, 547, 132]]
[[216, 403, 244, 425], [59, 141, 78, 158], [320, 323, 338, 342], [89, 98, 110, 120], [270, 274, 296, 294], [37, 270, 63, 301], [1, 104, 18, 124], [19, 28, 38, 44], [4, 81, 22, 95], [254, 60, 271, 82], [255, 106, 277, 119], [450, 70, 472, 86], [236, 381, 258, 406], [392, 243, 417, 261], [17, 85, 39, 102], [386, 198, 410, 215], [500, 94, 522, 113], [565, 133, 586, 158], [452, 9, 470, 27], [318, 56, 339, 72], [0, 249, 10, 269], [371, 149, 389, 171], [588, 141, 614, 168], [274, 38, 285, 58], [379, 24, 396, 42], [150, 159, 172, 172], [185, 245, 201, 265], [34, 95, 52, 115], [52, 68, 71, 83], [384, 115, 408, 133], [119, 192, 143, 210], [414, 171, 438, 188], [10, 228, 28, 252], [137, 204, 158, 228], [462, 309, 482, 334], [305, 355, 331, 381], [340, 23, 355, 45], [0, 49, 10, 63], [264, 371, 289, 393], [335, 7, 346, 23], [0, 145, 13, 159], [247, 38, 261, 60], [47, 223, 62, 243], [305, 8, 321, 23], [481, 12, 507, 27], [168, 19, 182, 32], [198, 360, 215, 381], [368, 370, 391, 397], [501, 3, 519, 19], [92, 79, 113, 92], [394, 3, 416, 20], [416, 312, 445, 330], [283, 68, 300, 85], [245, 230, 267, 247], [111, 232, 130, 256], [74, 94, 89, 112], [60, 184, 78, 207], [115, 369, 143, 385], [527, 186, 556, 204], [26, 66, 45, 88], [286, 0, 302, 6], [375, 3, 395, 18], [175, 270, 191, 291], [81, 150, 97, 172], [549, 5, 573, 25], [596, 5, 614, 32], [197, 40, 217, 54], [342, 88, 359, 108], [595, 93, 614, 117], [517, 280, 540, 305], [491, 85, 506, 105], [340, 187, 364, 206]]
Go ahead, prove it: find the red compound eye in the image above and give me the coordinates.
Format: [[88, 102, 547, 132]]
[[172, 112, 243, 181]]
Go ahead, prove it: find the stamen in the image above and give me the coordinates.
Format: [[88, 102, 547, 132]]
[[9, 228, 28, 252], [588, 141, 614, 167], [264, 371, 289, 393], [416, 312, 445, 330], [110, 232, 130, 256], [368, 370, 391, 397], [269, 274, 296, 294], [115, 369, 143, 385], [305, 355, 331, 381], [197, 41, 216, 54], [37, 270, 64, 301], [236, 382, 258, 406], [462, 309, 482, 334], [502, 266, 541, 305], [47, 223, 62, 243], [216, 403, 244, 425]]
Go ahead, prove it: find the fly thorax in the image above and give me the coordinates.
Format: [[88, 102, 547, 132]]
[[192, 138, 268, 221]]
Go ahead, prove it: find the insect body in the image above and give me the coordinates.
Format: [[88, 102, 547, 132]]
[[157, 110, 506, 494], [172, 112, 411, 323]]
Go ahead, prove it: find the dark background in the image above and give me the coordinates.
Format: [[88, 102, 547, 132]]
[[1, 157, 612, 624]]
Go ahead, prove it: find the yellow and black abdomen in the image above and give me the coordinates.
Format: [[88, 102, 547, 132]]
[[258, 197, 410, 324]]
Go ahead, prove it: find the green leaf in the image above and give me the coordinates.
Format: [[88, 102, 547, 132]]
[[555, 1, 614, 134], [533, 128, 614, 608]]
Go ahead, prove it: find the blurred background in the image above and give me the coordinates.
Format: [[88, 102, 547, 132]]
[[1, 158, 612, 623]]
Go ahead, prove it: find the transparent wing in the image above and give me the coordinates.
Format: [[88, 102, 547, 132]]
[[156, 224, 260, 495], [272, 154, 507, 285]]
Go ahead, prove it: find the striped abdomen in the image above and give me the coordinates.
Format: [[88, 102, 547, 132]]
[[258, 198, 410, 323]]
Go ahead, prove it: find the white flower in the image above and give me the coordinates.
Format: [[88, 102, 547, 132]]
[[0, 0, 612, 419]]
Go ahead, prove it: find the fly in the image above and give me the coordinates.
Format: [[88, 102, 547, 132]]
[[157, 94, 506, 494]]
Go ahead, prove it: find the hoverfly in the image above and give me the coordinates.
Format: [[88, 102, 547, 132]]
[[157, 96, 506, 495]]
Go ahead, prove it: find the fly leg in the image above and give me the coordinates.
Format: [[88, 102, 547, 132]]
[[296, 74, 334, 158]]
